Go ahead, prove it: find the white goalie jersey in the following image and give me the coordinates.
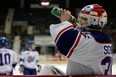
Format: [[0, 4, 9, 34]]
[[50, 21, 112, 75]]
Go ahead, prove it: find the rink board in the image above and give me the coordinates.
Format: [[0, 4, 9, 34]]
[[0, 75, 115, 77]]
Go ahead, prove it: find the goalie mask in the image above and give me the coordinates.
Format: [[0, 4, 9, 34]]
[[77, 4, 107, 30]]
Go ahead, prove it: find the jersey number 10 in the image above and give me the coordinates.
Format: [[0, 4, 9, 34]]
[[0, 53, 10, 65]]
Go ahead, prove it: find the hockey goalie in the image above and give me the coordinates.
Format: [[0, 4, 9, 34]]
[[49, 4, 112, 75]]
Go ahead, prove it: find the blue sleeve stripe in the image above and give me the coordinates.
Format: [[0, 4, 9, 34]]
[[55, 26, 73, 43], [56, 28, 79, 56], [67, 33, 82, 58]]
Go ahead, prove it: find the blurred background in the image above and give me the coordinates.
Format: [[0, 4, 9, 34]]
[[0, 0, 116, 65]]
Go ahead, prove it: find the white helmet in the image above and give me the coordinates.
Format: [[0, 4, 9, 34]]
[[77, 4, 107, 30]]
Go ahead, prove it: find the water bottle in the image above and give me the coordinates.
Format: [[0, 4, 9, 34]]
[[51, 6, 77, 27]]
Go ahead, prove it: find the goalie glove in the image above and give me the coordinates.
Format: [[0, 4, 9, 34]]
[[38, 65, 65, 75], [51, 65, 65, 75]]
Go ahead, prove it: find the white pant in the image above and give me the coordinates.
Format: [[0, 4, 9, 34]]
[[66, 60, 94, 75]]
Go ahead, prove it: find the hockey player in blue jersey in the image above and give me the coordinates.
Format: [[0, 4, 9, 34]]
[[50, 4, 112, 75], [19, 40, 41, 75], [0, 36, 17, 75]]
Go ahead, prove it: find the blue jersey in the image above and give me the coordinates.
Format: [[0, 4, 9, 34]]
[[50, 21, 112, 75]]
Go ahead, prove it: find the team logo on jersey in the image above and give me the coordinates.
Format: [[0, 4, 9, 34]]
[[27, 56, 35, 63]]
